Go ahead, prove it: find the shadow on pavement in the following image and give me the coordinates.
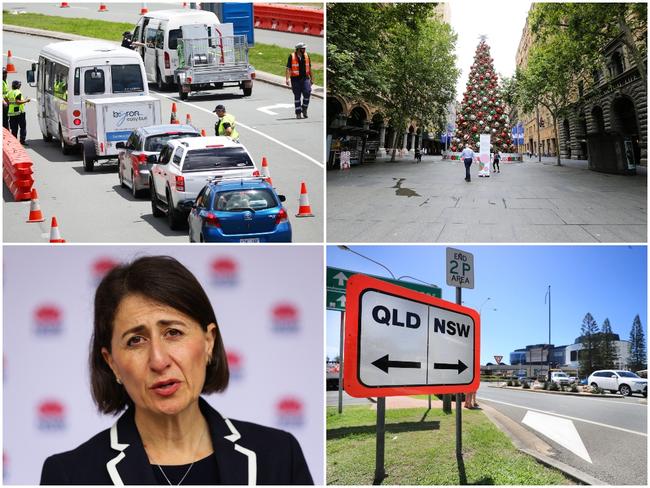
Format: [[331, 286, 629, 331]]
[[327, 420, 440, 440], [71, 163, 118, 176], [141, 213, 188, 237], [24, 139, 81, 163]]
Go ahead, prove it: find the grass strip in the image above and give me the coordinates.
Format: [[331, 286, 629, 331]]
[[3, 11, 323, 85], [327, 405, 575, 485]]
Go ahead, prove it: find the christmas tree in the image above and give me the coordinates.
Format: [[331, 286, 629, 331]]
[[451, 37, 514, 153]]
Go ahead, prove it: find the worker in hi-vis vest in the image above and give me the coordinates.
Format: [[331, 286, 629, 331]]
[[285, 42, 313, 119], [6, 79, 30, 145], [3, 67, 9, 129], [213, 104, 239, 142]]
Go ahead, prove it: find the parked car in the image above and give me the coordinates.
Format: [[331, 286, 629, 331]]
[[550, 371, 571, 386], [117, 124, 200, 197], [188, 177, 291, 242], [588, 370, 648, 397], [150, 136, 259, 229]]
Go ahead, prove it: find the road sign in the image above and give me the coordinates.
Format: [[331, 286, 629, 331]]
[[327, 266, 441, 311], [494, 355, 503, 364], [446, 248, 474, 289], [344, 274, 480, 397]]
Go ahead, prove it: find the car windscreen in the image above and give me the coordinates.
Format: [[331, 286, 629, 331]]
[[145, 133, 200, 152], [616, 371, 641, 378], [182, 148, 254, 173], [111, 64, 145, 93], [213, 188, 276, 211], [554, 373, 568, 377]]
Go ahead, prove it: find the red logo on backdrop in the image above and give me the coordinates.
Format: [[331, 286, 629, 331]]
[[34, 305, 63, 335], [37, 400, 66, 430], [226, 349, 244, 381], [271, 303, 300, 333], [92, 257, 119, 284], [210, 257, 239, 286], [276, 396, 305, 427]]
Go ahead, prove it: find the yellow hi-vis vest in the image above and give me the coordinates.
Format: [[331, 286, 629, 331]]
[[214, 113, 239, 140], [6, 89, 25, 116]]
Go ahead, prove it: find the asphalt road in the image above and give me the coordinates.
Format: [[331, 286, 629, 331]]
[[326, 390, 377, 407], [3, 2, 325, 54], [477, 383, 647, 485], [3, 30, 323, 242]]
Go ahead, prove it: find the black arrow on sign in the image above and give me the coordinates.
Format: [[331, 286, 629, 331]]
[[372, 354, 421, 374], [433, 360, 468, 374]]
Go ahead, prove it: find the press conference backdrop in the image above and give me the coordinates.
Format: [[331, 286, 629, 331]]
[[3, 246, 324, 484]]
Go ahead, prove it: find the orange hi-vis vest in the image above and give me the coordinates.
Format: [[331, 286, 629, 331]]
[[290, 52, 311, 78]]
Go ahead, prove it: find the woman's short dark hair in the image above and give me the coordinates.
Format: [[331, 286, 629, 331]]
[[90, 255, 229, 414]]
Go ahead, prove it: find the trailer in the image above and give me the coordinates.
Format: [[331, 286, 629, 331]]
[[81, 95, 162, 172]]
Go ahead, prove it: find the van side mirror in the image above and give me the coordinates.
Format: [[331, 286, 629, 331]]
[[147, 154, 158, 164], [115, 142, 125, 149], [278, 195, 286, 202], [26, 70, 35, 86]]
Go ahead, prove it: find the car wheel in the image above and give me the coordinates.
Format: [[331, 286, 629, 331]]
[[619, 384, 632, 396], [42, 129, 52, 142], [590, 382, 598, 389], [150, 180, 164, 217], [59, 126, 74, 155], [178, 81, 188, 101], [156, 69, 168, 91], [166, 190, 184, 230], [82, 142, 96, 172], [242, 86, 252, 97], [131, 172, 143, 198]]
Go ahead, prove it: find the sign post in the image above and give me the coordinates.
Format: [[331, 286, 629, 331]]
[[344, 274, 479, 482]]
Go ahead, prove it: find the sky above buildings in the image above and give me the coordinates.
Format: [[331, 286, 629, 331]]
[[326, 245, 647, 365], [449, 0, 533, 102]]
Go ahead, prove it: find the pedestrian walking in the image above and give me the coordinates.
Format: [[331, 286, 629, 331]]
[[213, 104, 239, 142], [285, 42, 312, 119], [493, 151, 501, 173], [459, 144, 475, 182], [6, 79, 30, 145], [3, 67, 9, 129], [414, 147, 422, 163], [464, 389, 479, 409]]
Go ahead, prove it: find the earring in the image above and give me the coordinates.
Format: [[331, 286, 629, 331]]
[[116, 377, 122, 385]]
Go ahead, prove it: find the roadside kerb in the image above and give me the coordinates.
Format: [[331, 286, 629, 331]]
[[488, 383, 647, 401], [2, 25, 323, 98], [480, 402, 608, 486]]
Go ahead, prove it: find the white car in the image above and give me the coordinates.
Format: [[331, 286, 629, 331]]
[[550, 371, 570, 386], [150, 136, 259, 229], [588, 370, 648, 397]]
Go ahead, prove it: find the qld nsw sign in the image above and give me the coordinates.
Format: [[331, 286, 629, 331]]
[[344, 274, 480, 397]]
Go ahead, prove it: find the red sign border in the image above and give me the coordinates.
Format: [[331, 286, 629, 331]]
[[344, 274, 481, 397]]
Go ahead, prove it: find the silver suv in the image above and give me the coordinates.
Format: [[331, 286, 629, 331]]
[[150, 136, 259, 229]]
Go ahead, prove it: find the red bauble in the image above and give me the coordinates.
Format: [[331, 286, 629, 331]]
[[471, 103, 476, 109], [451, 145, 457, 152], [471, 125, 478, 133], [496, 107, 502, 114], [477, 111, 483, 118], [501, 131, 507, 138]]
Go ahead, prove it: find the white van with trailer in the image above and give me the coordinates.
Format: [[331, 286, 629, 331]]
[[26, 40, 150, 155], [132, 9, 254, 97]]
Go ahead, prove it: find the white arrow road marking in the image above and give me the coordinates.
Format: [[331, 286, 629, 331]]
[[522, 410, 592, 463], [257, 103, 294, 116], [333, 271, 348, 287]]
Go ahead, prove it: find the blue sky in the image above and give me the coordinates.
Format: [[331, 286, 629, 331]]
[[326, 245, 647, 365]]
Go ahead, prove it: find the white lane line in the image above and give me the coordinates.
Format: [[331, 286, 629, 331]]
[[6, 55, 323, 168], [151, 91, 324, 168], [522, 411, 592, 463], [478, 396, 647, 437]]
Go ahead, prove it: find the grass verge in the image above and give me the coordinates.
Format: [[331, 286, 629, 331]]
[[327, 405, 574, 485], [3, 11, 323, 85]]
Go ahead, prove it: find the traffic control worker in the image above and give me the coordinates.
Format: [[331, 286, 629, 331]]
[[3, 67, 9, 129], [6, 79, 30, 145], [213, 104, 239, 142], [285, 42, 312, 119]]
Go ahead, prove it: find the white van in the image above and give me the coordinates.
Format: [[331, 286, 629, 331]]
[[26, 40, 149, 155], [133, 9, 230, 90]]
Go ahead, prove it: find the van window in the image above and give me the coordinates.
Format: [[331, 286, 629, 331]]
[[74, 68, 80, 96], [52, 63, 69, 101], [155, 30, 164, 49], [133, 25, 141, 43], [145, 28, 157, 48], [43, 59, 53, 94], [84, 68, 105, 94], [111, 65, 144, 93], [169, 29, 182, 50]]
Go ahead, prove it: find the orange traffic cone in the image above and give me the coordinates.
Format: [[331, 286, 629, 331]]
[[200, 128, 207, 136], [5, 50, 16, 73], [185, 113, 193, 126], [49, 216, 66, 243], [139, 4, 148, 14], [26, 188, 45, 223], [170, 102, 178, 124], [261, 157, 273, 186], [295, 181, 314, 217], [60, 1, 70, 7], [98, 3, 108, 11]]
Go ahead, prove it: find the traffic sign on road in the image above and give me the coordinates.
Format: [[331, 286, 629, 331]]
[[344, 274, 480, 397], [494, 355, 503, 364], [327, 266, 441, 311], [446, 248, 474, 289]]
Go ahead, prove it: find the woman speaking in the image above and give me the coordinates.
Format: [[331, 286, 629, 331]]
[[40, 256, 313, 485]]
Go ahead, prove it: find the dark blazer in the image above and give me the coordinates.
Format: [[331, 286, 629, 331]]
[[40, 397, 314, 485]]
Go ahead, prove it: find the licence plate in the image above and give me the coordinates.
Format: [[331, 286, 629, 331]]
[[240, 238, 260, 243]]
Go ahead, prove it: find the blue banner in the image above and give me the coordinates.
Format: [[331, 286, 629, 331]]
[[106, 131, 133, 142]]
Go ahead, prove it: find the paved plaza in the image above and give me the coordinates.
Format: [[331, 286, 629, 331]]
[[327, 155, 647, 243]]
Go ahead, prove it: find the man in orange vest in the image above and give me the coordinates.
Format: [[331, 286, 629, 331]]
[[285, 42, 313, 119]]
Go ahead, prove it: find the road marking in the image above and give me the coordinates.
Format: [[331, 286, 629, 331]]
[[257, 103, 294, 115], [5, 54, 323, 168], [478, 396, 647, 437], [152, 92, 324, 168], [522, 411, 592, 463]]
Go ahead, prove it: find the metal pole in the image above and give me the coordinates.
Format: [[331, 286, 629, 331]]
[[374, 397, 386, 484], [338, 311, 345, 414], [455, 287, 462, 459], [548, 286, 551, 380]]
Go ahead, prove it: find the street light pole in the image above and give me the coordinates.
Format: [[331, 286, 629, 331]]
[[546, 285, 551, 380]]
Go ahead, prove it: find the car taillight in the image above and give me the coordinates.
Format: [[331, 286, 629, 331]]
[[251, 72, 256, 79], [137, 153, 148, 164], [205, 212, 220, 228], [164, 51, 170, 69], [275, 207, 288, 225], [73, 118, 81, 126], [72, 110, 81, 117], [252, 170, 260, 176], [187, 76, 192, 83], [175, 175, 185, 192]]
